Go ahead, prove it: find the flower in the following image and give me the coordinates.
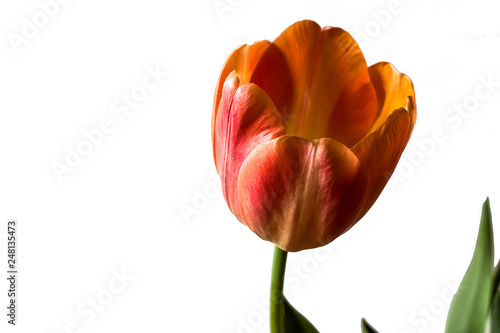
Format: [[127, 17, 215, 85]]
[[211, 20, 416, 252]]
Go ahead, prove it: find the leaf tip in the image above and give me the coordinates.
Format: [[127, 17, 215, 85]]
[[361, 318, 379, 333], [484, 197, 491, 209]]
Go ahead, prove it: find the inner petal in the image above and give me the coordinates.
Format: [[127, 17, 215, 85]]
[[272, 20, 378, 147]]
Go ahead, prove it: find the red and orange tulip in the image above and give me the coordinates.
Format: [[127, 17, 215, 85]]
[[212, 20, 416, 252]]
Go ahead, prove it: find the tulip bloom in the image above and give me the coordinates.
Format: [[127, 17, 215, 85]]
[[212, 20, 416, 252]]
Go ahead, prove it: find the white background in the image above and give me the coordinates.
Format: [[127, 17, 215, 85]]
[[1, 0, 500, 332]]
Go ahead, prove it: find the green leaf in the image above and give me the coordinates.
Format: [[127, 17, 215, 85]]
[[492, 260, 500, 300], [490, 261, 500, 333], [361, 318, 380, 333], [283, 296, 319, 333], [445, 198, 494, 333]]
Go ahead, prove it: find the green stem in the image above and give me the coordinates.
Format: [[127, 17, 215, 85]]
[[270, 245, 288, 333]]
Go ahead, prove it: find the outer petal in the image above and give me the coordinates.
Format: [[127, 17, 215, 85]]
[[212, 42, 293, 163], [214, 72, 285, 221], [213, 41, 271, 114], [213, 71, 240, 171], [367, 62, 416, 135], [352, 98, 416, 221], [237, 135, 367, 252], [272, 20, 378, 146]]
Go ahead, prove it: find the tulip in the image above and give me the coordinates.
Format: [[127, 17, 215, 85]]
[[212, 20, 416, 252]]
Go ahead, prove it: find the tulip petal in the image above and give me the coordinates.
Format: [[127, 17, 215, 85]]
[[213, 41, 272, 112], [213, 71, 241, 171], [212, 42, 294, 161], [250, 44, 294, 123], [214, 72, 285, 220], [367, 62, 416, 135], [237, 135, 366, 252], [351, 100, 415, 220], [212, 41, 273, 153], [272, 20, 378, 146]]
